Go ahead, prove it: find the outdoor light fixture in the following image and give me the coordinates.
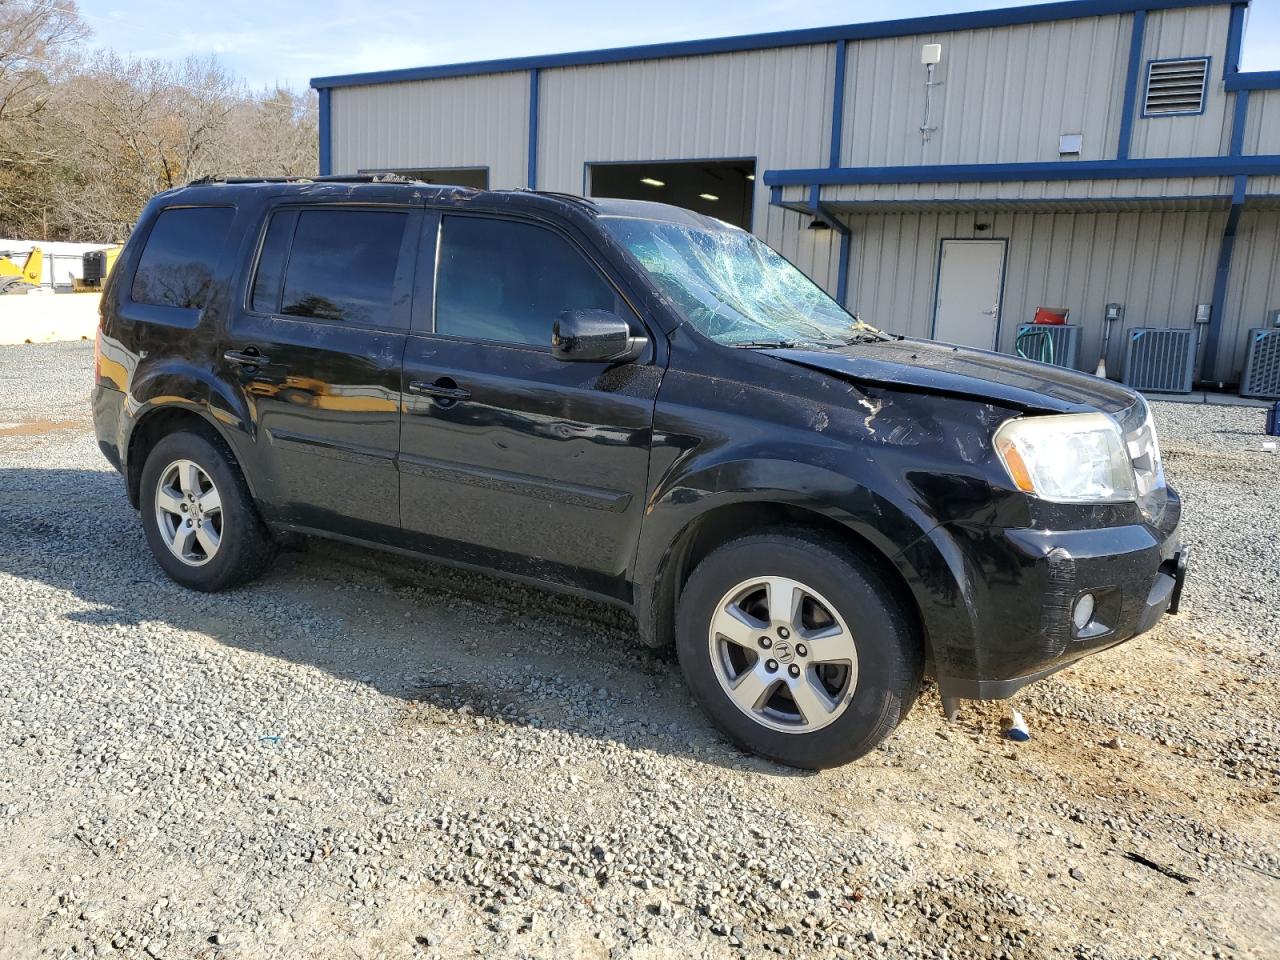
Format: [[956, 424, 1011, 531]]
[[745, 173, 755, 180], [699, 193, 719, 201], [807, 218, 830, 231], [640, 177, 665, 187]]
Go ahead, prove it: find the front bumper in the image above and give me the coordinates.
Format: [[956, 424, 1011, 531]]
[[931, 492, 1185, 700]]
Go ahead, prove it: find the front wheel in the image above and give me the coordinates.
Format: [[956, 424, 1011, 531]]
[[676, 529, 922, 769]]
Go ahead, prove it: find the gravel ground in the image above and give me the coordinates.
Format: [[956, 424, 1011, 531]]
[[1, 341, 1277, 960]]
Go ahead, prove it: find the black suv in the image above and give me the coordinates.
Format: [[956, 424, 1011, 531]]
[[93, 176, 1187, 769]]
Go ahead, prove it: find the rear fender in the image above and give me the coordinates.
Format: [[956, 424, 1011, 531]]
[[123, 360, 259, 498]]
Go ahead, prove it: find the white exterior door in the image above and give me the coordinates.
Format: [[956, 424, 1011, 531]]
[[933, 240, 1006, 350]]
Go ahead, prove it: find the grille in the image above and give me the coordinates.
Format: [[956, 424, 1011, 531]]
[[1144, 58, 1208, 116], [1014, 323, 1080, 369], [1123, 328, 1195, 394], [1240, 328, 1280, 399]]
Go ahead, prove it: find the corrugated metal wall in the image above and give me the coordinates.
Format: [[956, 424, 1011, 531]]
[[839, 15, 1129, 169], [1128, 5, 1233, 160], [537, 45, 841, 291], [1244, 90, 1280, 156], [841, 208, 1228, 377], [330, 73, 530, 187], [1224, 211, 1280, 376]]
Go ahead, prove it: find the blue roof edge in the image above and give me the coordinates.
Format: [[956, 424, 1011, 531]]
[[310, 0, 1242, 90]]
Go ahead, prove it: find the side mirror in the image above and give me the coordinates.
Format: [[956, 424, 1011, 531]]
[[551, 309, 647, 363]]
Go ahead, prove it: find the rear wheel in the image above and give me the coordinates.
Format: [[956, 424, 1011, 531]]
[[676, 529, 921, 769], [139, 430, 274, 591]]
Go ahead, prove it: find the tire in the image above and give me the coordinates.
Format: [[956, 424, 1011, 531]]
[[138, 429, 275, 591], [676, 528, 922, 769]]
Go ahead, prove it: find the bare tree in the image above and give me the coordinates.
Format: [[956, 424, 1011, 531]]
[[0, 0, 86, 132]]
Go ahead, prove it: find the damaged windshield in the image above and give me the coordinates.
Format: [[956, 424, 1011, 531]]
[[601, 216, 887, 348]]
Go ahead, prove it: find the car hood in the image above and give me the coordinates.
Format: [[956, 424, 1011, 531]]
[[764, 338, 1137, 415]]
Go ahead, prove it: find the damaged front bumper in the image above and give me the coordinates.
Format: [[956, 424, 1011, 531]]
[[932, 489, 1186, 702]]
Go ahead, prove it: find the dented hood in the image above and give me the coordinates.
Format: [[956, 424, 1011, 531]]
[[764, 338, 1137, 415]]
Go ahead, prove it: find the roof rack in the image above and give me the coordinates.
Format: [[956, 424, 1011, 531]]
[[185, 173, 479, 188]]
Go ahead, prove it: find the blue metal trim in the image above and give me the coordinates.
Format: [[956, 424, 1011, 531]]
[[1117, 10, 1146, 159], [1225, 71, 1280, 91], [1230, 88, 1249, 156], [527, 69, 540, 189], [1140, 55, 1212, 119], [1203, 175, 1247, 379], [1224, 2, 1246, 79], [763, 155, 1280, 186], [829, 40, 848, 169], [835, 229, 851, 307], [317, 88, 331, 175], [309, 0, 1238, 90]]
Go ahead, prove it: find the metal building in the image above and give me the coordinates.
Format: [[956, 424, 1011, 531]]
[[311, 0, 1280, 390]]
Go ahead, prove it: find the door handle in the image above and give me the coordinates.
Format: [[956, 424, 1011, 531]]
[[408, 380, 471, 402], [225, 348, 270, 367]]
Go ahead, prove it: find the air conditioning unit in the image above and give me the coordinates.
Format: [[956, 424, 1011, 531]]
[[1015, 323, 1080, 369], [1241, 328, 1280, 399], [1123, 328, 1195, 394]]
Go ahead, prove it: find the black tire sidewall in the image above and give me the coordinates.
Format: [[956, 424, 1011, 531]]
[[676, 532, 918, 769], [138, 431, 263, 591]]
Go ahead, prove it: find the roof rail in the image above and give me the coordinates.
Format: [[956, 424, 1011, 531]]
[[185, 173, 478, 188]]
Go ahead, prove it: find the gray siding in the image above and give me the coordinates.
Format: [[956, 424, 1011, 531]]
[[841, 208, 1229, 378], [537, 45, 841, 291], [839, 15, 1129, 169], [1128, 5, 1233, 160], [1224, 211, 1280, 378], [1243, 89, 1280, 157], [329, 73, 530, 188]]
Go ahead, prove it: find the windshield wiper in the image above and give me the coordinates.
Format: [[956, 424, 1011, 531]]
[[731, 339, 799, 349]]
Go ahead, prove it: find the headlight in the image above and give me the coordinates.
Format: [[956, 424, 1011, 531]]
[[994, 413, 1137, 503]]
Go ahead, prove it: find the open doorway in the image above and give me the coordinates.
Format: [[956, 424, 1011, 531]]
[[587, 159, 755, 229]]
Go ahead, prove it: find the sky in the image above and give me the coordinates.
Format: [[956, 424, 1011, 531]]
[[82, 0, 1280, 91]]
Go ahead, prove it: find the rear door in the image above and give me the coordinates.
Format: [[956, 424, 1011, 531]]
[[398, 212, 663, 599], [224, 202, 421, 541]]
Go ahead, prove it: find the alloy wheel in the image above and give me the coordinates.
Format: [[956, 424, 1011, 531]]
[[707, 575, 859, 733], [154, 459, 223, 566]]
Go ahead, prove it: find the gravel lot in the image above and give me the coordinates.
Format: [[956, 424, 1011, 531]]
[[1, 341, 1277, 960]]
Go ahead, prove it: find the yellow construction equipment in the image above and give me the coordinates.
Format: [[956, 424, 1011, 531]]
[[0, 247, 42, 294], [74, 246, 122, 292]]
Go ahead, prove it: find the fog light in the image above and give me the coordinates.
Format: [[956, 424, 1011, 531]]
[[1072, 593, 1096, 631]]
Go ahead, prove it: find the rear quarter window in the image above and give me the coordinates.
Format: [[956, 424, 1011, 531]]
[[131, 206, 235, 309]]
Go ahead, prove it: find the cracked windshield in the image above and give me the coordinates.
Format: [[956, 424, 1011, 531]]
[[601, 216, 887, 348]]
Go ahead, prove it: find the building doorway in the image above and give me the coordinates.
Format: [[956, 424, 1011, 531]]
[[587, 159, 755, 229], [932, 239, 1007, 350]]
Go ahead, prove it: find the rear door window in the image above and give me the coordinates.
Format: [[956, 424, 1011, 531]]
[[131, 206, 235, 309], [274, 208, 409, 329], [435, 215, 630, 347]]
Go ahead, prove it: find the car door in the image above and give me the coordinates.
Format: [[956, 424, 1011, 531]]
[[398, 211, 664, 599], [224, 202, 421, 541]]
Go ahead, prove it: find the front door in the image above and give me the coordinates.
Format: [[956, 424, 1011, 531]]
[[398, 212, 663, 599], [932, 239, 1006, 350], [225, 203, 422, 540]]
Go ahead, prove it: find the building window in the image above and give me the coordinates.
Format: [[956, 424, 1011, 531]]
[[1143, 58, 1209, 117], [587, 160, 756, 230]]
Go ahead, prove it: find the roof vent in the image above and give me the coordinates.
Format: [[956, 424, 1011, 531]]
[[1144, 58, 1209, 116]]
